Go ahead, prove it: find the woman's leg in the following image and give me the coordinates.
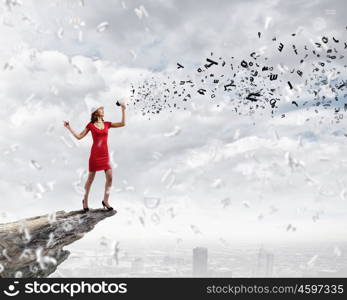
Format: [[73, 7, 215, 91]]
[[83, 171, 96, 207], [103, 169, 113, 205]]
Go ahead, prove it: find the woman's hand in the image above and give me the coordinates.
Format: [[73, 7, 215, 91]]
[[63, 121, 71, 129]]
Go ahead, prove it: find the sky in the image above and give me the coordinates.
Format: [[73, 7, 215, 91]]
[[0, 0, 347, 249]]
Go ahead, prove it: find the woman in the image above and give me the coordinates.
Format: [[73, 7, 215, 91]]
[[63, 102, 126, 213]]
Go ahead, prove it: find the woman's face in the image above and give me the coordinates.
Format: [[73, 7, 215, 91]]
[[97, 108, 104, 117]]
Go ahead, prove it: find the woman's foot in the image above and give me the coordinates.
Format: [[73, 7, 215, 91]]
[[102, 200, 114, 211], [82, 199, 89, 212]]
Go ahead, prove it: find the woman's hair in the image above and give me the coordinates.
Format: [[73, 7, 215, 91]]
[[90, 110, 104, 123]]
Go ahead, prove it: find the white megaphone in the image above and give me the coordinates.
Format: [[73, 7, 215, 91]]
[[115, 99, 126, 107]]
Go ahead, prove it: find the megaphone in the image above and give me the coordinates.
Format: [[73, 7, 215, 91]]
[[116, 100, 126, 107]]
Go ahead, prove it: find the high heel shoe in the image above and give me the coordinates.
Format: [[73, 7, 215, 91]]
[[102, 200, 113, 211], [82, 199, 89, 212]]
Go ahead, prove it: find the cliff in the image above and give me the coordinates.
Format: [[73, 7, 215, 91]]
[[0, 209, 116, 278]]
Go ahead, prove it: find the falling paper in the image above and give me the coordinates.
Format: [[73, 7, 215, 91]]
[[96, 22, 109, 32], [134, 5, 149, 19], [143, 196, 160, 209]]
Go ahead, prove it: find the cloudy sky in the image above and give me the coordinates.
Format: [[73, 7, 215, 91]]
[[0, 0, 347, 252]]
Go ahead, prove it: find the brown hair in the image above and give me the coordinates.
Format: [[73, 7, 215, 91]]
[[90, 110, 104, 123]]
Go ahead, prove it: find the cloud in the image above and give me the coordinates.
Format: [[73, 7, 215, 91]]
[[0, 0, 346, 245]]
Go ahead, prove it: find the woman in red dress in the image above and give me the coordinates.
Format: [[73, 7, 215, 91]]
[[64, 102, 126, 212]]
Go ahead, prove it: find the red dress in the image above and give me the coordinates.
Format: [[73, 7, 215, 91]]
[[86, 121, 112, 172]]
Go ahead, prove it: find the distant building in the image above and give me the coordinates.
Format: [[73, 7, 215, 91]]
[[210, 267, 233, 277], [255, 247, 274, 277], [302, 266, 347, 277], [193, 247, 208, 276], [131, 257, 145, 274], [161, 255, 185, 266]]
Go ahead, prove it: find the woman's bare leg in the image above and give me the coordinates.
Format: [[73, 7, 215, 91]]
[[103, 169, 113, 205], [83, 171, 96, 207]]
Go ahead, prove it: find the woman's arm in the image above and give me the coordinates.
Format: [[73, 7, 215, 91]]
[[110, 103, 126, 128], [64, 121, 90, 139]]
